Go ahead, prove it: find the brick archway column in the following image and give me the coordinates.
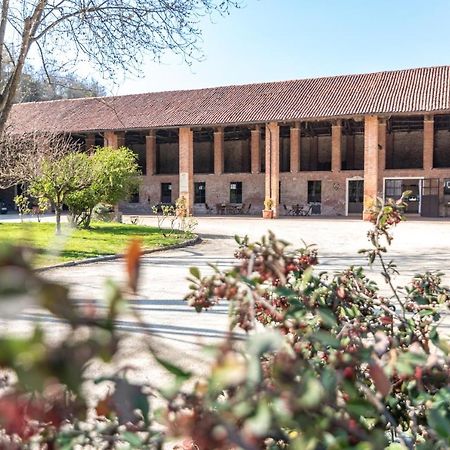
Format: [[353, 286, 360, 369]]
[[85, 133, 95, 152], [423, 115, 434, 171], [251, 126, 261, 174], [331, 120, 342, 172], [104, 130, 124, 148], [179, 127, 194, 214], [146, 130, 156, 176], [290, 122, 300, 172], [265, 122, 280, 217], [214, 127, 224, 175], [363, 115, 379, 220]]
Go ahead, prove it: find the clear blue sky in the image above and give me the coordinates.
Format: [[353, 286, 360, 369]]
[[114, 0, 450, 95]]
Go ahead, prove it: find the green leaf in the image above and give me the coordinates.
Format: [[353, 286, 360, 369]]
[[298, 374, 324, 408], [155, 355, 192, 382], [122, 431, 143, 448], [313, 331, 340, 349], [427, 407, 450, 440], [189, 266, 201, 279], [346, 399, 378, 418], [245, 400, 271, 436], [318, 308, 337, 328]]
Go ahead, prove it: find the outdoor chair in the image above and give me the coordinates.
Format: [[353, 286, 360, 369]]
[[235, 203, 245, 214], [298, 204, 313, 216], [205, 203, 214, 214], [283, 204, 294, 216], [246, 203, 252, 215]]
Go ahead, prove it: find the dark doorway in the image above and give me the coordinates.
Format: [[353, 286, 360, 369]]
[[421, 178, 440, 217], [385, 179, 421, 214], [347, 179, 364, 214], [161, 183, 172, 203]]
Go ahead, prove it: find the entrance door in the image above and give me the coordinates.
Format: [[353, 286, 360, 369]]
[[402, 180, 421, 214], [348, 180, 364, 214], [421, 178, 440, 217], [385, 179, 421, 214]]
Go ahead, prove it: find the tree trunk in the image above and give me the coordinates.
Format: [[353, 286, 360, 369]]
[[55, 206, 61, 234]]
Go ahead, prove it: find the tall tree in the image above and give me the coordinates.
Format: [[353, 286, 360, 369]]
[[0, 0, 240, 134]]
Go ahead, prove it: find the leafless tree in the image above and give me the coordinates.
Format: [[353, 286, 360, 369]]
[[0, 131, 76, 189], [0, 0, 240, 134]]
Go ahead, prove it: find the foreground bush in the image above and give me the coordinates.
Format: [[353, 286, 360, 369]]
[[0, 195, 448, 449]]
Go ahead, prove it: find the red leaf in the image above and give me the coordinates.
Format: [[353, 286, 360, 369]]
[[126, 239, 142, 293], [369, 362, 391, 397]]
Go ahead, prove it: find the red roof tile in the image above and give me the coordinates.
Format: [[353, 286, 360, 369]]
[[8, 66, 450, 133]]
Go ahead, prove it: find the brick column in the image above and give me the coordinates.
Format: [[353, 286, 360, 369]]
[[378, 119, 387, 185], [179, 127, 194, 214], [145, 130, 156, 176], [423, 115, 434, 171], [265, 122, 280, 217], [290, 123, 300, 172], [331, 120, 342, 172], [251, 126, 261, 174], [214, 127, 224, 175], [104, 131, 124, 148], [363, 115, 379, 220], [85, 133, 95, 152]]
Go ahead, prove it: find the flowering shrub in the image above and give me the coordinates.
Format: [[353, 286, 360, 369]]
[[184, 194, 450, 449], [0, 193, 448, 449]]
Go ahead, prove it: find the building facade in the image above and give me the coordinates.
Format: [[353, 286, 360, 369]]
[[7, 66, 450, 218]]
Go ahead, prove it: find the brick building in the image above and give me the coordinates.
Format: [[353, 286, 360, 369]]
[[6, 66, 450, 218]]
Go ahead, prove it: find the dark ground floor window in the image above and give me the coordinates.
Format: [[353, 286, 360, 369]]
[[230, 181, 242, 203], [161, 183, 172, 203], [307, 180, 322, 203], [194, 182, 206, 204], [385, 179, 403, 198], [129, 186, 140, 203]]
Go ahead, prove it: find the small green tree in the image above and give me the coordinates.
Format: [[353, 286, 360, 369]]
[[28, 152, 93, 234], [66, 147, 140, 229], [13, 194, 31, 223]]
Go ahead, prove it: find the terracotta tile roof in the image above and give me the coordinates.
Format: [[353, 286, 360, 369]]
[[8, 66, 450, 133]]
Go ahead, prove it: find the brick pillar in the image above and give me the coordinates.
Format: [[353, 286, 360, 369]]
[[85, 133, 95, 152], [104, 131, 124, 148], [423, 115, 434, 171], [290, 123, 300, 172], [265, 122, 280, 217], [331, 120, 342, 172], [179, 127, 194, 214], [146, 130, 156, 176], [363, 116, 379, 220], [251, 126, 261, 174], [378, 119, 387, 189], [214, 127, 224, 175]]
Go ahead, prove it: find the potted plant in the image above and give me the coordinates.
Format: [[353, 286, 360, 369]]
[[262, 197, 274, 219]]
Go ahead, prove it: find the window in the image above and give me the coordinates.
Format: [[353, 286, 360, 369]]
[[224, 127, 251, 173], [348, 180, 364, 203], [161, 183, 172, 203], [386, 116, 423, 169], [385, 179, 402, 199], [301, 122, 332, 171], [129, 186, 140, 203], [194, 182, 206, 204], [444, 179, 450, 195], [230, 182, 242, 203], [307, 180, 322, 203], [125, 132, 147, 174]]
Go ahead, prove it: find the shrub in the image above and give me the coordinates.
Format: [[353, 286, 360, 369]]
[[66, 146, 140, 229]]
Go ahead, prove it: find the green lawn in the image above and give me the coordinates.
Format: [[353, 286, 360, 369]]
[[0, 222, 187, 267]]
